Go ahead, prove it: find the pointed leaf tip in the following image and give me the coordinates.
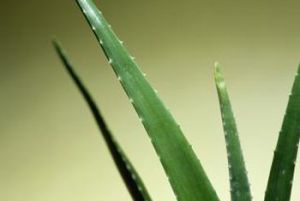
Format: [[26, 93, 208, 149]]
[[214, 62, 222, 77], [52, 39, 59, 50], [52, 40, 69, 66], [52, 40, 67, 58], [214, 61, 220, 69], [214, 63, 226, 89]]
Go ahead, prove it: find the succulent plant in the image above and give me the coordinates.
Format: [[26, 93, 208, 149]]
[[53, 0, 300, 200]]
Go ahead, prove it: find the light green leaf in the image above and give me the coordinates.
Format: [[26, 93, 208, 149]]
[[214, 63, 252, 201], [74, 0, 220, 200]]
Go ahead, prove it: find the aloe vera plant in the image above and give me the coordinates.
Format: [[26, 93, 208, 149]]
[[52, 0, 300, 200]]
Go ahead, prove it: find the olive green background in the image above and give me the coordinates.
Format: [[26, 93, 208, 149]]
[[1, 0, 300, 200]]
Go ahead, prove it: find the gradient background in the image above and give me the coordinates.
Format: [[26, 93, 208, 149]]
[[1, 0, 300, 200]]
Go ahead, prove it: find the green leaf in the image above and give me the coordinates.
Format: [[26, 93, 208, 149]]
[[74, 0, 220, 200], [214, 63, 252, 201], [264, 65, 300, 201], [53, 40, 152, 201]]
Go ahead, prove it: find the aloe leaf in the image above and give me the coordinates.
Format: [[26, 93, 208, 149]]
[[74, 0, 220, 200], [264, 65, 300, 201], [53, 40, 152, 201], [214, 63, 252, 201]]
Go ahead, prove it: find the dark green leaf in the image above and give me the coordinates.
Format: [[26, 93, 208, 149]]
[[264, 65, 300, 201], [53, 40, 152, 201]]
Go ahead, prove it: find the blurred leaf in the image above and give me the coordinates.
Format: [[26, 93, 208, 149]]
[[53, 40, 152, 201]]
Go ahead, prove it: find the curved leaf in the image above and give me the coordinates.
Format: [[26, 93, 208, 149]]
[[53, 40, 152, 201]]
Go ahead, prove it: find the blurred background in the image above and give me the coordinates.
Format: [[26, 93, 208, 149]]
[[1, 0, 300, 200]]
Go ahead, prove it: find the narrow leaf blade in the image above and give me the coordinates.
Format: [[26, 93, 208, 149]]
[[53, 40, 152, 201], [264, 65, 300, 201], [75, 0, 220, 200], [214, 63, 252, 201]]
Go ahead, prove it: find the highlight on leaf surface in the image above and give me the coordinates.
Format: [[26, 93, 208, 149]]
[[74, 0, 220, 200], [214, 63, 252, 201], [264, 65, 300, 201], [53, 40, 152, 201]]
